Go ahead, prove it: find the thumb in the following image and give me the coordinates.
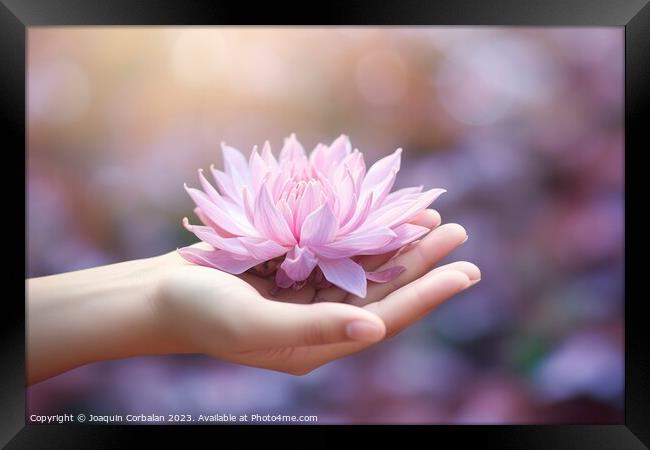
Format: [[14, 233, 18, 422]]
[[240, 300, 386, 348]]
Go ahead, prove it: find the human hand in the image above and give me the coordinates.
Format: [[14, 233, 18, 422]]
[[153, 209, 479, 375]]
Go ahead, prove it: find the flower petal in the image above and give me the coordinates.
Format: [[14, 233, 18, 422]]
[[239, 237, 288, 260], [300, 202, 338, 246], [249, 146, 269, 195], [361, 188, 446, 231], [366, 265, 406, 283], [277, 199, 296, 240], [177, 246, 261, 274], [382, 186, 423, 206], [325, 134, 352, 171], [271, 174, 291, 203], [318, 257, 368, 298], [361, 148, 402, 195], [280, 246, 318, 282], [363, 223, 430, 255], [309, 143, 329, 169], [367, 165, 397, 208], [182, 217, 249, 255], [194, 207, 235, 237], [339, 191, 373, 233], [241, 186, 256, 225], [192, 177, 249, 222], [331, 166, 357, 221], [294, 181, 322, 235], [254, 186, 296, 246], [310, 227, 397, 259], [209, 166, 241, 204], [341, 149, 366, 195], [184, 184, 258, 237], [198, 168, 224, 204], [275, 267, 294, 288], [221, 142, 251, 188], [279, 133, 306, 162], [260, 141, 278, 171]]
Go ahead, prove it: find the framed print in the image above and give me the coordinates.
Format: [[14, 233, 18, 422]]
[[2, 0, 649, 447]]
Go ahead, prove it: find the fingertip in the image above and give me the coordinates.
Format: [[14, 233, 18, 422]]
[[410, 209, 441, 229], [432, 261, 481, 282], [402, 270, 472, 314], [334, 303, 387, 341], [424, 269, 471, 289], [438, 223, 468, 242], [428, 209, 442, 227], [461, 261, 481, 281], [345, 320, 385, 342], [357, 307, 386, 332], [318, 301, 384, 326], [311, 302, 386, 344]]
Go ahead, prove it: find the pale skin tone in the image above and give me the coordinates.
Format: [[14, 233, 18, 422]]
[[27, 209, 480, 385]]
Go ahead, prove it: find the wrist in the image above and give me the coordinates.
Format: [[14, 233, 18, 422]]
[[27, 252, 185, 384], [144, 251, 194, 355], [93, 252, 193, 360]]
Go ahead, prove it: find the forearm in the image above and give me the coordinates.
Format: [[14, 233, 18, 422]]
[[26, 254, 181, 385]]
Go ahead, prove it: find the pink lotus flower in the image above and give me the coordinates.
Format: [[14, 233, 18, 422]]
[[179, 134, 445, 298]]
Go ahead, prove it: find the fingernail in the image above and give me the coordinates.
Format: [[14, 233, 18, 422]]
[[345, 320, 384, 342], [468, 278, 481, 287], [461, 235, 469, 244]]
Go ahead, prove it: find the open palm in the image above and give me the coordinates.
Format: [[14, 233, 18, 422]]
[[154, 209, 479, 375]]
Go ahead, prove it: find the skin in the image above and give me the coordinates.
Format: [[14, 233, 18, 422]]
[[26, 209, 479, 385]]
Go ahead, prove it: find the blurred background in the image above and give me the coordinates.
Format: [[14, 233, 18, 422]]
[[27, 27, 624, 424]]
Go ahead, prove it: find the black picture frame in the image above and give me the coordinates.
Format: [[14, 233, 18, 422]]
[[2, 0, 648, 447]]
